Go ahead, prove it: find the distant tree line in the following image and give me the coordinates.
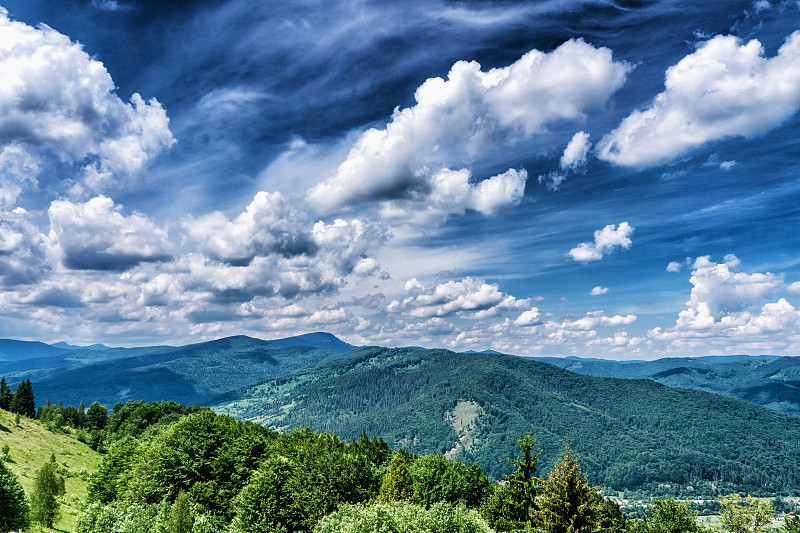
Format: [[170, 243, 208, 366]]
[[0, 376, 35, 418]]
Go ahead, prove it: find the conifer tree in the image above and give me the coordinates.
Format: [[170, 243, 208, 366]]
[[379, 452, 419, 503], [10, 379, 35, 418], [0, 376, 11, 411], [29, 459, 64, 528], [168, 491, 194, 533], [533, 441, 603, 533], [0, 459, 29, 532]]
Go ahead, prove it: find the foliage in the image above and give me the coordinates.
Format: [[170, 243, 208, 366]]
[[784, 513, 800, 533], [0, 376, 11, 410], [532, 441, 604, 533], [9, 378, 35, 418], [231, 455, 299, 533], [313, 501, 494, 533], [482, 432, 541, 531], [380, 451, 419, 503], [0, 459, 29, 533], [410, 453, 491, 509], [213, 346, 800, 494], [75, 501, 219, 533], [627, 496, 707, 533], [29, 457, 65, 527], [718, 494, 775, 533]]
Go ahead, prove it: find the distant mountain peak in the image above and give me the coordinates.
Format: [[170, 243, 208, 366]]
[[269, 332, 356, 353]]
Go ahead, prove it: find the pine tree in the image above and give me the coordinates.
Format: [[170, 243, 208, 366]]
[[0, 459, 29, 532], [29, 459, 64, 528], [10, 379, 35, 418], [0, 377, 11, 411], [379, 452, 419, 503], [168, 491, 194, 533], [533, 441, 604, 533], [505, 432, 541, 530]]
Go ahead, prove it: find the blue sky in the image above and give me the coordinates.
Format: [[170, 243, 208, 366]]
[[0, 0, 798, 358]]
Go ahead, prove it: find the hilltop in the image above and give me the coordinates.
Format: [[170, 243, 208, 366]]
[[213, 346, 800, 495]]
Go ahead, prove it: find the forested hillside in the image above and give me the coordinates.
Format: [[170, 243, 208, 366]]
[[536, 355, 800, 415], [213, 346, 800, 495]]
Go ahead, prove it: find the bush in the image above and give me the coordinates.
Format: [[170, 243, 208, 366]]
[[314, 501, 493, 533]]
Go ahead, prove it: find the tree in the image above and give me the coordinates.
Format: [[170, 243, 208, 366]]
[[168, 491, 194, 533], [380, 452, 419, 503], [9, 379, 34, 418], [29, 459, 64, 528], [87, 401, 108, 430], [0, 459, 29, 532], [628, 496, 707, 533], [719, 494, 774, 533], [232, 455, 300, 533], [784, 513, 800, 533], [0, 377, 11, 411], [482, 432, 541, 532], [532, 441, 604, 533]]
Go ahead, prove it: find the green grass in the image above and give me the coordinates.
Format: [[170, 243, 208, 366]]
[[0, 408, 102, 532]]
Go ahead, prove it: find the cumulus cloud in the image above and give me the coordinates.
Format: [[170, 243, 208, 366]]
[[598, 31, 800, 166], [379, 168, 527, 224], [387, 277, 529, 319], [46, 196, 172, 271], [649, 256, 800, 348], [568, 222, 634, 263], [513, 307, 542, 326], [0, 8, 174, 198], [0, 207, 47, 285], [666, 261, 682, 273], [184, 191, 314, 265], [538, 131, 593, 191], [308, 39, 630, 215], [590, 285, 609, 295]]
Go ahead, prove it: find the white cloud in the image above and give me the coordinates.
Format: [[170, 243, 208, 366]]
[[184, 191, 313, 265], [387, 277, 529, 319], [598, 31, 800, 166], [0, 207, 47, 285], [0, 9, 174, 198], [666, 261, 682, 273], [308, 39, 629, 214], [560, 131, 592, 170], [590, 285, 609, 295], [379, 167, 527, 224], [568, 222, 634, 263], [46, 196, 172, 271], [513, 307, 542, 326]]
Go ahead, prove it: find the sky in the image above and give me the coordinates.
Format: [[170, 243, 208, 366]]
[[0, 0, 798, 359]]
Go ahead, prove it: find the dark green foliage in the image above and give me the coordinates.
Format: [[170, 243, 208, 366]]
[[533, 442, 604, 533], [233, 455, 299, 533], [785, 513, 800, 533], [87, 436, 140, 503], [380, 452, 418, 503], [0, 459, 29, 532], [597, 498, 628, 533], [87, 401, 108, 430], [482, 433, 541, 531], [124, 410, 272, 519], [29, 459, 65, 527], [410, 453, 490, 509], [215, 346, 800, 494], [9, 378, 34, 418], [0, 376, 11, 410], [628, 496, 707, 533]]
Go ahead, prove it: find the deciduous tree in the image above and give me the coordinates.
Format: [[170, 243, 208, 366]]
[[719, 494, 774, 533]]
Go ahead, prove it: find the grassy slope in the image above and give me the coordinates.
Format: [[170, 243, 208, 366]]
[[213, 346, 800, 493], [0, 408, 101, 532]]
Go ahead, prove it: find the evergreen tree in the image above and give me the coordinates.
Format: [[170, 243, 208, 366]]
[[0, 377, 11, 411], [379, 452, 419, 503], [532, 441, 603, 533], [10, 379, 35, 418], [29, 459, 64, 528], [0, 459, 29, 533], [482, 433, 542, 531]]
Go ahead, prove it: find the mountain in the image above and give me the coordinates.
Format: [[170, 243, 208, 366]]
[[533, 355, 800, 415], [212, 346, 800, 495], [29, 335, 346, 407], [0, 339, 70, 361], [269, 331, 356, 352], [51, 341, 110, 351]]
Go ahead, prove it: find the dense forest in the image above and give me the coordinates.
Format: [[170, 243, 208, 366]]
[[2, 397, 799, 533], [213, 347, 800, 496]]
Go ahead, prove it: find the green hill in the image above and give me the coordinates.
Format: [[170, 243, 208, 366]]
[[212, 346, 800, 495], [25, 336, 346, 407], [534, 355, 800, 416], [0, 408, 102, 532]]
